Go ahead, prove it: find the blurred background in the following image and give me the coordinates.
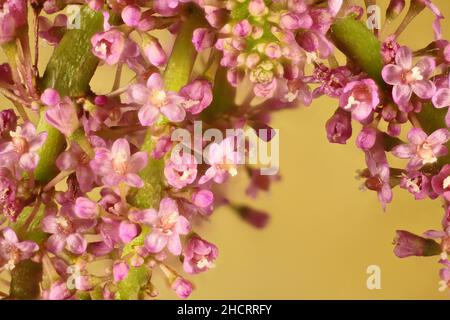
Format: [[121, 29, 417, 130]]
[[1, 0, 450, 299]]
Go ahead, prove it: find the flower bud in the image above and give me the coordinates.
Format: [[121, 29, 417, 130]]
[[0, 109, 17, 138], [74, 197, 98, 219], [325, 108, 352, 145], [192, 28, 216, 52], [113, 261, 129, 282], [237, 205, 270, 229], [393, 230, 441, 258], [386, 0, 406, 21], [143, 38, 167, 67], [192, 190, 214, 208]]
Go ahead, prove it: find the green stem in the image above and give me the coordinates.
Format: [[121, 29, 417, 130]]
[[163, 7, 205, 92], [128, 6, 205, 210], [34, 6, 103, 183], [329, 17, 384, 86]]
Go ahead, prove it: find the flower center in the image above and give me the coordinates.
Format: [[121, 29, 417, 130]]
[[417, 143, 437, 165], [405, 66, 423, 83], [94, 41, 110, 57], [149, 89, 168, 108], [195, 256, 215, 269], [344, 95, 358, 110], [112, 151, 128, 175], [56, 216, 73, 234], [12, 136, 28, 154], [157, 211, 178, 235], [443, 176, 450, 190]]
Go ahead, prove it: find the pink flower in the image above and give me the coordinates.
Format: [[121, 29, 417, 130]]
[[400, 171, 431, 200], [0, 228, 39, 270], [143, 38, 167, 67], [199, 137, 242, 185], [191, 190, 214, 208], [381, 35, 400, 64], [42, 212, 96, 255], [56, 142, 95, 192], [394, 230, 441, 258], [42, 89, 79, 137], [90, 138, 148, 188], [364, 147, 393, 210], [0, 109, 17, 138], [91, 30, 126, 65], [179, 79, 213, 115], [431, 165, 450, 201], [128, 73, 186, 126], [74, 197, 99, 219], [45, 281, 72, 300], [432, 75, 450, 127], [129, 197, 190, 255], [392, 128, 450, 170], [339, 79, 379, 123], [38, 14, 67, 45], [164, 153, 197, 190], [113, 261, 129, 282], [382, 46, 436, 107], [192, 28, 216, 52], [0, 122, 47, 173], [171, 277, 193, 299], [325, 108, 352, 144], [183, 235, 218, 274], [0, 0, 27, 44]]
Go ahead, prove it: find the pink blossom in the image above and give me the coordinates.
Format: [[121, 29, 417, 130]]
[[400, 171, 431, 200], [364, 147, 392, 210], [143, 38, 167, 67], [42, 89, 79, 137], [192, 28, 216, 52], [113, 261, 129, 282], [129, 197, 190, 255], [183, 235, 218, 274], [128, 73, 186, 126], [56, 142, 95, 193], [431, 165, 450, 201], [42, 212, 96, 255], [432, 75, 450, 127], [38, 14, 67, 45], [0, 122, 47, 173], [74, 197, 99, 219], [382, 46, 436, 107], [121, 5, 141, 28], [0, 0, 27, 44], [199, 137, 242, 185], [392, 128, 450, 170], [91, 30, 126, 65], [191, 190, 214, 208], [0, 109, 17, 138], [179, 79, 213, 115], [164, 153, 198, 190], [339, 79, 379, 123], [325, 108, 352, 144], [394, 230, 441, 258], [45, 281, 72, 300], [90, 138, 148, 188], [0, 228, 39, 270], [171, 277, 193, 299]]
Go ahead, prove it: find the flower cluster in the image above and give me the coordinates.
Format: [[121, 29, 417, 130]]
[[0, 0, 448, 300]]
